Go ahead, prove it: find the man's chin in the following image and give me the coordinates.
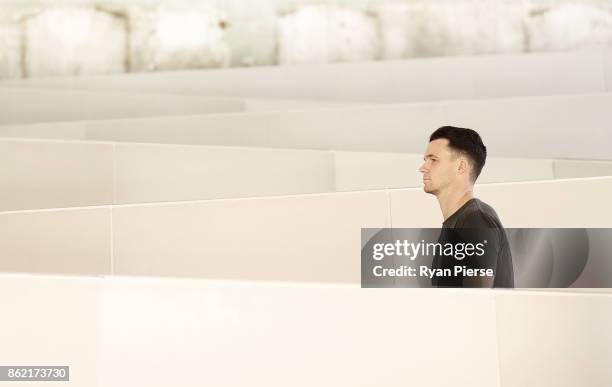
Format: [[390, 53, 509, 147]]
[[422, 185, 437, 195]]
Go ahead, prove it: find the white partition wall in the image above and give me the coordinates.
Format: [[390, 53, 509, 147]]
[[495, 292, 612, 387], [553, 160, 612, 179], [0, 275, 100, 387], [0, 190, 390, 280], [113, 143, 335, 204], [0, 88, 245, 125], [2, 177, 612, 281], [334, 151, 423, 191], [0, 208, 111, 275], [390, 177, 612, 228], [334, 151, 556, 191], [0, 273, 502, 387], [478, 177, 612, 228], [0, 140, 114, 211], [1, 50, 610, 102], [243, 98, 359, 111], [98, 280, 500, 387], [3, 93, 612, 160], [0, 139, 336, 211], [111, 190, 389, 283], [605, 49, 612, 91], [10, 138, 612, 212], [2, 274, 611, 387]]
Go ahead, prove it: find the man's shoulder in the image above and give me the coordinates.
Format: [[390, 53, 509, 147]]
[[457, 199, 502, 229]]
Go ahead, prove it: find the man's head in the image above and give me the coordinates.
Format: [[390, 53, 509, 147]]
[[419, 126, 487, 196]]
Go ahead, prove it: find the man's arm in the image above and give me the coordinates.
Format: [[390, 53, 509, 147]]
[[463, 275, 494, 288], [457, 211, 500, 288]]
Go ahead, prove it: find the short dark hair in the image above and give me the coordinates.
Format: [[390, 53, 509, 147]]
[[429, 126, 487, 182]]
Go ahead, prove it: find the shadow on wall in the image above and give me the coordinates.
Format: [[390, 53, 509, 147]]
[[0, 0, 612, 78]]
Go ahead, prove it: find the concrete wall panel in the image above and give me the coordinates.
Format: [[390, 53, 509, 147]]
[[99, 277, 499, 387], [0, 139, 114, 211], [335, 152, 555, 191], [496, 291, 612, 387], [390, 177, 612, 228], [0, 208, 111, 275], [1, 50, 605, 102], [0, 87, 244, 125], [3, 94, 612, 160], [112, 191, 389, 282], [553, 159, 612, 179], [0, 274, 100, 387], [114, 143, 335, 204]]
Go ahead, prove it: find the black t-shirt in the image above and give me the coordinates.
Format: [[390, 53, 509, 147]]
[[431, 198, 514, 288]]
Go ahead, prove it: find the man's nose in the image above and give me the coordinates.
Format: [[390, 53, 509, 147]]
[[419, 163, 427, 173]]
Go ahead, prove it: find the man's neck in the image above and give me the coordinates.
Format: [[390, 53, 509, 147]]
[[437, 187, 475, 221]]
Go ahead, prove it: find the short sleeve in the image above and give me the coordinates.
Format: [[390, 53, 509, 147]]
[[454, 211, 501, 277], [457, 210, 498, 229]]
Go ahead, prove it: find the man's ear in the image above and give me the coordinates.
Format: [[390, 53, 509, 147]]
[[458, 157, 470, 176]]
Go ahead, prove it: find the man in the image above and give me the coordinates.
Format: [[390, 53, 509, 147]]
[[419, 126, 514, 288]]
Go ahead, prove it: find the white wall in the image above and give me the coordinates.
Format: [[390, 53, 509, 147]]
[[390, 177, 612, 228], [113, 142, 335, 204], [496, 291, 612, 387], [2, 50, 608, 102], [0, 207, 111, 275], [334, 151, 556, 191], [0, 139, 114, 210], [0, 139, 336, 211], [7, 138, 612, 212], [0, 274, 100, 387], [0, 273, 504, 387], [2, 177, 611, 281], [553, 159, 612, 179], [0, 87, 244, 124], [606, 47, 612, 89], [98, 280, 498, 387], [2, 94, 612, 160], [243, 98, 358, 111], [2, 273, 611, 387]]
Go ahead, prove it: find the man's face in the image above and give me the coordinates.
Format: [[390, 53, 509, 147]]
[[419, 138, 462, 195]]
